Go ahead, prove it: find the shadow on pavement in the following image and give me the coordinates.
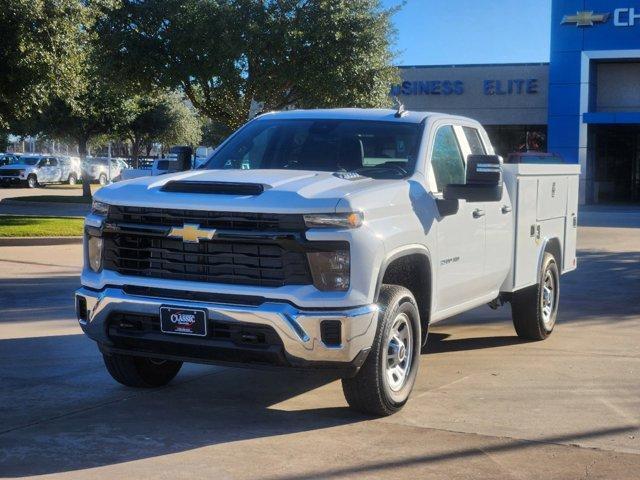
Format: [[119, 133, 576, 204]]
[[0, 275, 79, 322], [0, 333, 364, 477], [424, 332, 526, 354]]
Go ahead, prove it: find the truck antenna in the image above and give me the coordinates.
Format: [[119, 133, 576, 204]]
[[393, 96, 407, 118]]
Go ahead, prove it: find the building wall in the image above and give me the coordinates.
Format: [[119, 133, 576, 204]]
[[549, 0, 640, 201], [393, 64, 549, 125]]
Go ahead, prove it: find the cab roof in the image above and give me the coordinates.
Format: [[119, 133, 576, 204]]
[[257, 108, 475, 125]]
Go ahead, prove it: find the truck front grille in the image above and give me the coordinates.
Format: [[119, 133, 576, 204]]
[[108, 206, 307, 232], [103, 233, 313, 287], [0, 169, 21, 176]]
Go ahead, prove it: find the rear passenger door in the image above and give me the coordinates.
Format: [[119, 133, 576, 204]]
[[461, 126, 513, 292], [429, 124, 487, 312]]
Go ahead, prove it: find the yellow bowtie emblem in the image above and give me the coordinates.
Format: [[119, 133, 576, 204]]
[[168, 223, 217, 243]]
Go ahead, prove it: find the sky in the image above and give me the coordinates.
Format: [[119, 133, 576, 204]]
[[382, 0, 552, 66]]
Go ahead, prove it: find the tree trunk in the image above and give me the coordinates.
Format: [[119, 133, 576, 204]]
[[131, 137, 142, 169], [78, 138, 91, 199]]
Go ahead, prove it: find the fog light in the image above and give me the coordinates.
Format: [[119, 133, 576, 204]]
[[88, 236, 104, 272], [307, 250, 350, 291]]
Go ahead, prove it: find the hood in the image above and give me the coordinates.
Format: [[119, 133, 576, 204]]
[[94, 169, 407, 214]]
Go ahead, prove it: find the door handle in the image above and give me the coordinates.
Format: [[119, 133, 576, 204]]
[[501, 205, 512, 214], [473, 209, 485, 218]]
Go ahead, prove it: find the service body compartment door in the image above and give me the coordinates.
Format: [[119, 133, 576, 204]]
[[563, 176, 579, 272], [512, 177, 539, 289]]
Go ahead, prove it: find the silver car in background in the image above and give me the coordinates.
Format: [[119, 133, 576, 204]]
[[83, 157, 130, 185]]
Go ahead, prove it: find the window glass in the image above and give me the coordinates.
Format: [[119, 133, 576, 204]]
[[49, 158, 58, 166], [204, 119, 421, 179], [431, 126, 465, 191], [463, 126, 486, 155]]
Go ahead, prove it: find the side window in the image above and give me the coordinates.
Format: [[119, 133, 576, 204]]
[[49, 158, 58, 167], [462, 126, 486, 155], [431, 126, 465, 192]]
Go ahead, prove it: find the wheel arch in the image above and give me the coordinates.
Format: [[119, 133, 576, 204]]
[[539, 237, 562, 278], [375, 247, 433, 342]]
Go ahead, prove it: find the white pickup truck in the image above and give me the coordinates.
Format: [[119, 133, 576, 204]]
[[76, 108, 579, 416]]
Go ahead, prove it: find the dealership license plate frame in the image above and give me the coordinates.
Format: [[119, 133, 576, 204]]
[[160, 306, 208, 337]]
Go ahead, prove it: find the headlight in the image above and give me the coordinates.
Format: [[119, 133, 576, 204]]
[[91, 200, 109, 216], [303, 212, 363, 229], [87, 235, 104, 272], [307, 249, 350, 291]]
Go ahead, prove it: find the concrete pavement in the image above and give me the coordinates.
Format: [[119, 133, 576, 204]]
[[0, 209, 639, 479]]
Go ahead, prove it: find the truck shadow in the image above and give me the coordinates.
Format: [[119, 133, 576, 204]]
[[423, 332, 526, 354], [0, 333, 365, 477]]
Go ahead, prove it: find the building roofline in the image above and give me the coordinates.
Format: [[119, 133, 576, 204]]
[[397, 62, 550, 69]]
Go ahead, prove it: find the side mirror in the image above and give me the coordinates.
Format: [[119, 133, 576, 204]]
[[443, 155, 503, 203]]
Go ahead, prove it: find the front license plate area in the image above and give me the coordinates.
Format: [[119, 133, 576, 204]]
[[160, 306, 207, 337]]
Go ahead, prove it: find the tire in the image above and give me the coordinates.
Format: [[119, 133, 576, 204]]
[[511, 252, 560, 340], [102, 353, 182, 388], [27, 175, 38, 188], [98, 173, 107, 186], [342, 285, 421, 416], [68, 174, 77, 185]]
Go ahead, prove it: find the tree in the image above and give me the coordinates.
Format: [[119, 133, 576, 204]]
[[0, 0, 88, 130], [97, 0, 399, 132], [37, 78, 131, 197], [120, 92, 202, 166]]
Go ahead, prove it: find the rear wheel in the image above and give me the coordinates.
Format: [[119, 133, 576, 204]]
[[511, 252, 559, 340], [68, 173, 77, 185], [103, 353, 182, 388], [27, 174, 38, 188], [98, 173, 107, 186], [342, 285, 421, 416]]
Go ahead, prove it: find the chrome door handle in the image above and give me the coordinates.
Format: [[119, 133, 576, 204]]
[[473, 209, 485, 218], [501, 205, 512, 214]]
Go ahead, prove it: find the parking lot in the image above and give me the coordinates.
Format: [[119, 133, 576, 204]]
[[0, 207, 639, 479]]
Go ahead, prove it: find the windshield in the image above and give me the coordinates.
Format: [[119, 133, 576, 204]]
[[202, 119, 422, 179]]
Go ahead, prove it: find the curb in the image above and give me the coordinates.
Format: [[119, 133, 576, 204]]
[[0, 236, 83, 247], [1, 199, 90, 208]]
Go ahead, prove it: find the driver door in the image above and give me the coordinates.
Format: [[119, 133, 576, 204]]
[[429, 125, 487, 313]]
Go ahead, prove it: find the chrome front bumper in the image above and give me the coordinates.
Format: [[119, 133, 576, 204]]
[[75, 287, 378, 366]]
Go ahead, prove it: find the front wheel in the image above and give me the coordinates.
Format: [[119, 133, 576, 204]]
[[511, 252, 560, 340], [342, 285, 421, 416], [103, 353, 182, 388], [27, 175, 38, 188], [68, 174, 77, 185], [98, 173, 107, 186]]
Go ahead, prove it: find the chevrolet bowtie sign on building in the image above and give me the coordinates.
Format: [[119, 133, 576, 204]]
[[561, 11, 610, 26]]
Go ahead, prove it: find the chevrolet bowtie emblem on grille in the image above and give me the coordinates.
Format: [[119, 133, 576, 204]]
[[562, 11, 610, 27], [168, 224, 217, 243]]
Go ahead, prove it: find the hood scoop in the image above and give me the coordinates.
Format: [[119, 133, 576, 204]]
[[161, 180, 265, 195]]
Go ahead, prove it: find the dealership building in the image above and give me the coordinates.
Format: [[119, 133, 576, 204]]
[[393, 1, 640, 204]]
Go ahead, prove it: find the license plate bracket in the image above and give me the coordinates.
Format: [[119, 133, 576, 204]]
[[160, 306, 208, 337]]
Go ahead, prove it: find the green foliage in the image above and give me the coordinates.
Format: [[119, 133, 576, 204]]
[[97, 0, 399, 132], [0, 0, 91, 130], [119, 92, 202, 163]]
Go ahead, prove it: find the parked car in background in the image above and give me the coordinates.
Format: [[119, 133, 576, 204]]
[[83, 157, 130, 185], [0, 154, 80, 188], [506, 152, 564, 164], [0, 153, 20, 167]]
